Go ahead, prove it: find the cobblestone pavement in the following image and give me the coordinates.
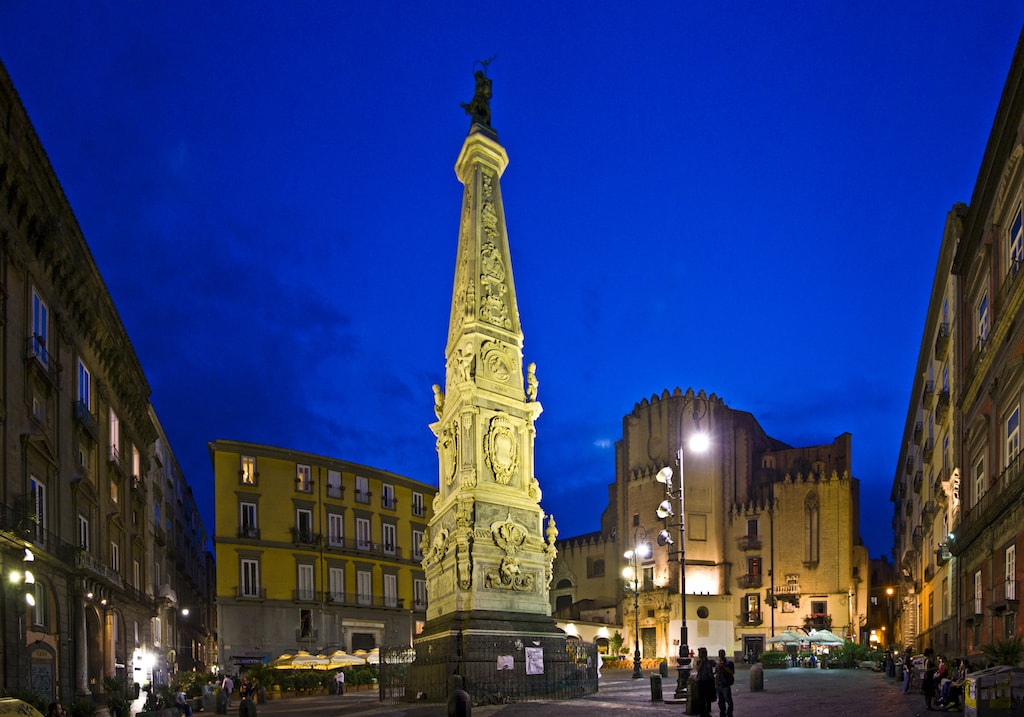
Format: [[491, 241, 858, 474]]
[[252, 666, 943, 716]]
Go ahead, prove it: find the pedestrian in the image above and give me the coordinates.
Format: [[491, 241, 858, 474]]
[[221, 674, 235, 710], [922, 647, 938, 711], [901, 647, 913, 694], [174, 689, 193, 717], [715, 648, 734, 717], [334, 669, 345, 695], [693, 646, 716, 717]]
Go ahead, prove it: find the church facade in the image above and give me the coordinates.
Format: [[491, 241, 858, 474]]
[[552, 389, 869, 661]]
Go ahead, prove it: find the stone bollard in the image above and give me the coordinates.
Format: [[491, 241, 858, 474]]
[[749, 662, 764, 692], [650, 674, 662, 701]]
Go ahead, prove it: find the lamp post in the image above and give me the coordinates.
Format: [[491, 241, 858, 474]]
[[655, 396, 708, 708], [623, 533, 650, 679]]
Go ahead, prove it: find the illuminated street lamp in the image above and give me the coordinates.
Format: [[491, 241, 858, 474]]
[[656, 397, 708, 709], [623, 534, 651, 679]]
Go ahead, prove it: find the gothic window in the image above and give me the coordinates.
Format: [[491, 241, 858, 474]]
[[803, 492, 819, 565]]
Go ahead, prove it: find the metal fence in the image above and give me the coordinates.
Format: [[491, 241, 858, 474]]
[[378, 640, 599, 705]]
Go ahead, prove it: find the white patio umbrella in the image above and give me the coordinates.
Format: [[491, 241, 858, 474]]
[[766, 630, 804, 646], [806, 629, 844, 646]]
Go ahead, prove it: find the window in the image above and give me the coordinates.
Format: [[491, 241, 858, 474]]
[[382, 484, 396, 510], [412, 529, 424, 561], [357, 570, 372, 606], [356, 517, 371, 550], [31, 583, 47, 629], [414, 578, 426, 609], [78, 515, 90, 551], [109, 409, 120, 463], [29, 476, 45, 542], [78, 360, 91, 409], [153, 616, 162, 646], [240, 502, 257, 536], [1009, 202, 1023, 275], [299, 609, 313, 638], [110, 476, 119, 504], [134, 560, 141, 590], [974, 458, 985, 507], [412, 492, 425, 517], [804, 493, 819, 565], [384, 574, 398, 608], [328, 567, 345, 603], [587, 558, 605, 578], [241, 558, 260, 598], [974, 570, 983, 615], [111, 541, 120, 572], [1008, 407, 1021, 466], [241, 456, 256, 485], [747, 556, 762, 576], [297, 564, 315, 601], [132, 445, 141, 479], [642, 566, 654, 592], [746, 518, 758, 537], [328, 513, 344, 547], [295, 508, 313, 543], [978, 292, 990, 344], [355, 475, 370, 504], [928, 592, 934, 628], [327, 469, 342, 498], [942, 577, 949, 619], [296, 464, 312, 493], [1007, 545, 1017, 601], [382, 524, 397, 555], [31, 288, 48, 364], [745, 594, 761, 624]]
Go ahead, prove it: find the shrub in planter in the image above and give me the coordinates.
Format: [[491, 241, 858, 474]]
[[759, 652, 789, 668]]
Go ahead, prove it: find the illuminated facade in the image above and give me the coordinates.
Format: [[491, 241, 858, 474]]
[[894, 27, 1024, 659], [211, 440, 434, 668], [0, 60, 212, 703], [552, 388, 868, 660]]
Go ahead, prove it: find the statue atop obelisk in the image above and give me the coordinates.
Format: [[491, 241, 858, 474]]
[[410, 62, 570, 702]]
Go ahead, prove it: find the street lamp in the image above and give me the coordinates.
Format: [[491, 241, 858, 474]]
[[655, 396, 708, 707], [623, 531, 650, 679]]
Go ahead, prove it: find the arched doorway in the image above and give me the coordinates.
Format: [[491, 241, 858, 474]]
[[84, 604, 105, 693]]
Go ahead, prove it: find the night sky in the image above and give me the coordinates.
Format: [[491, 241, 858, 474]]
[[2, 2, 1022, 560]]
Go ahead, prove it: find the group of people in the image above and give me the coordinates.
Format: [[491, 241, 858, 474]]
[[907, 646, 970, 712], [691, 646, 735, 717]]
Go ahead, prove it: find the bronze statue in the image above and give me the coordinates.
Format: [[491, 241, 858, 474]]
[[461, 56, 495, 127]]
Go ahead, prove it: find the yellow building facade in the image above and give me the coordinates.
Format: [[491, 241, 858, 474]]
[[211, 440, 435, 668]]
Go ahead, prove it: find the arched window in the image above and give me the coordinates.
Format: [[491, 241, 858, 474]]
[[804, 492, 819, 565]]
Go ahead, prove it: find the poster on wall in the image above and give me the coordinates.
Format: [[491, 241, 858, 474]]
[[525, 647, 544, 675], [497, 655, 513, 671]]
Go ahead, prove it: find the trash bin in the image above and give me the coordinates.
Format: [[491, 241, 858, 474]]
[[650, 674, 663, 701], [964, 665, 1024, 717]]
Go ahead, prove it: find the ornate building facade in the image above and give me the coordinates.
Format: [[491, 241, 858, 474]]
[[893, 26, 1024, 659], [211, 440, 435, 667], [553, 389, 869, 660], [0, 60, 213, 703]]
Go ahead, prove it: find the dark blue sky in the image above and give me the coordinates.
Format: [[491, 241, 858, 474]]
[[2, 2, 1022, 560]]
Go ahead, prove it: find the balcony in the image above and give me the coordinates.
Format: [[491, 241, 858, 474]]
[[804, 613, 832, 630], [25, 336, 61, 389], [293, 589, 320, 603], [236, 587, 267, 600], [291, 529, 321, 547], [740, 610, 762, 626], [905, 455, 914, 474], [913, 471, 923, 494], [355, 489, 371, 505], [737, 573, 763, 589], [913, 422, 924, 444], [922, 380, 935, 407], [737, 534, 761, 550], [922, 500, 937, 518], [935, 390, 950, 422], [381, 495, 398, 511], [989, 580, 1020, 612], [923, 438, 934, 462], [325, 592, 406, 609], [73, 401, 99, 441], [766, 584, 800, 607], [934, 323, 950, 358], [238, 526, 260, 540], [912, 525, 923, 548], [327, 485, 344, 499]]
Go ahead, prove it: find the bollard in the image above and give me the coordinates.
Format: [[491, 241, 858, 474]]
[[650, 674, 663, 701], [448, 689, 471, 717], [749, 662, 764, 692], [238, 698, 257, 717], [659, 661, 669, 678]]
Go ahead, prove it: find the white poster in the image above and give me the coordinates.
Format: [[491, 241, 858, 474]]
[[497, 655, 513, 671], [525, 647, 544, 675]]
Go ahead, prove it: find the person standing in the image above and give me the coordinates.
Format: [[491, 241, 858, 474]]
[[221, 674, 234, 710], [901, 647, 913, 694], [715, 648, 734, 717], [693, 646, 716, 717], [334, 670, 345, 696], [922, 647, 938, 711]]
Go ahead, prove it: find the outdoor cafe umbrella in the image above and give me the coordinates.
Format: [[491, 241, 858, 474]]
[[766, 630, 804, 646], [806, 629, 845, 646], [327, 651, 366, 669]]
